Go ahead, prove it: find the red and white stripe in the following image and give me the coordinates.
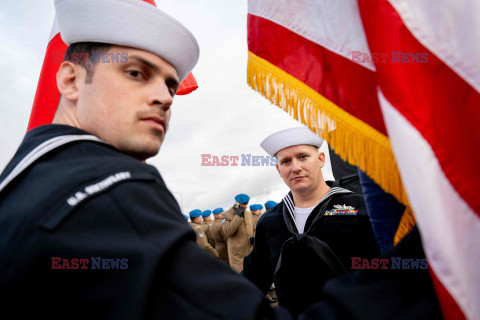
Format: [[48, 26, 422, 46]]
[[358, 0, 480, 318], [248, 0, 386, 135], [28, 0, 197, 131]]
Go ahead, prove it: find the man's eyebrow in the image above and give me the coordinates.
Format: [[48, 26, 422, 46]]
[[128, 55, 180, 87], [128, 55, 159, 72], [279, 151, 309, 161]]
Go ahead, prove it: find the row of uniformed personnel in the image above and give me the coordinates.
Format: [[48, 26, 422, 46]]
[[186, 196, 278, 273]]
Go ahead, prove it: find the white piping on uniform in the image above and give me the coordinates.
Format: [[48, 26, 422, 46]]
[[282, 187, 353, 222], [0, 135, 104, 194]]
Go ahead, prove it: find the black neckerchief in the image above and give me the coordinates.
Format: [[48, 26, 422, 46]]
[[273, 182, 351, 286]]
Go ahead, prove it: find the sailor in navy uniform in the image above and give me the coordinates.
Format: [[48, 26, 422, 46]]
[[243, 126, 380, 315]]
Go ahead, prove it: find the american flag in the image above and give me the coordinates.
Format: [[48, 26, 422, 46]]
[[247, 0, 480, 318]]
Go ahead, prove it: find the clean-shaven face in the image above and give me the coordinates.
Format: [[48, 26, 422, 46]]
[[75, 45, 180, 160], [276, 145, 325, 196]]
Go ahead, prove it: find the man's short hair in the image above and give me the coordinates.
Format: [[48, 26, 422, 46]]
[[63, 42, 112, 83]]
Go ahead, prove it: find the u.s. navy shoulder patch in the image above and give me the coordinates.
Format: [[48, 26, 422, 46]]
[[41, 170, 155, 232], [66, 171, 132, 207], [325, 204, 358, 216]]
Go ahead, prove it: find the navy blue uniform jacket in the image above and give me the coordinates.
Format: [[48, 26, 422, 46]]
[[243, 186, 380, 315], [0, 125, 441, 319], [0, 125, 284, 319]]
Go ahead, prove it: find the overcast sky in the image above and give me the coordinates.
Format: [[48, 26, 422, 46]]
[[0, 0, 335, 214]]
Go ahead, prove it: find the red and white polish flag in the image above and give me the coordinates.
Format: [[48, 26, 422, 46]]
[[27, 0, 198, 131]]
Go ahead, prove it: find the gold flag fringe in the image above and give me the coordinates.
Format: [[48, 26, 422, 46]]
[[394, 206, 416, 245], [247, 51, 415, 236]]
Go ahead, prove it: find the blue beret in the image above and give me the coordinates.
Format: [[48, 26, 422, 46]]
[[189, 209, 202, 218], [202, 210, 212, 218], [265, 201, 278, 209], [235, 193, 250, 204], [249, 204, 263, 211], [212, 208, 224, 214], [183, 214, 189, 221]]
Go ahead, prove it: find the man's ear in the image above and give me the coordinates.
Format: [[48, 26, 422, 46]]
[[56, 62, 80, 101], [318, 152, 326, 168]]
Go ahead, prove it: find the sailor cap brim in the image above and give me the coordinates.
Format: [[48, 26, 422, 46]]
[[54, 0, 199, 81], [261, 126, 324, 156]]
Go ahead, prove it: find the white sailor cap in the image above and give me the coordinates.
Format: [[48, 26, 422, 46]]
[[54, 0, 199, 81], [260, 126, 324, 156]]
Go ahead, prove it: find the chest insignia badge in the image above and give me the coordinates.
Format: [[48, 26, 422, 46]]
[[325, 204, 358, 216]]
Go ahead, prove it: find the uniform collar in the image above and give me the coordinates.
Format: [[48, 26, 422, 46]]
[[281, 181, 353, 234], [2, 125, 97, 174], [0, 125, 107, 195]]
